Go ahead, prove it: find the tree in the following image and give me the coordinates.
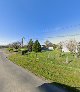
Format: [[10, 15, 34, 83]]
[[44, 40, 53, 48], [12, 41, 21, 50], [57, 42, 63, 52], [66, 39, 77, 53], [32, 40, 41, 52], [27, 39, 33, 52], [77, 42, 80, 57], [53, 44, 57, 50]]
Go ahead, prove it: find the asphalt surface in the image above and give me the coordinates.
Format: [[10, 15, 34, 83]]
[[0, 50, 67, 92]]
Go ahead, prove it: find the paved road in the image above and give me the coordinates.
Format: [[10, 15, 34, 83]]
[[0, 50, 67, 92]]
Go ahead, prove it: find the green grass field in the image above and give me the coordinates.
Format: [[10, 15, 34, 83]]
[[8, 50, 80, 91]]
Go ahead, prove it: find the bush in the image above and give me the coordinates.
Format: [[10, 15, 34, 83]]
[[21, 50, 28, 55], [8, 48, 13, 52], [13, 48, 18, 52]]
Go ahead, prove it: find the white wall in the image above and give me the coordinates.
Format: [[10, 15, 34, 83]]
[[48, 47, 53, 50]]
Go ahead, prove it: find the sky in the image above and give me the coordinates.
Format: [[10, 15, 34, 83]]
[[0, 0, 80, 45]]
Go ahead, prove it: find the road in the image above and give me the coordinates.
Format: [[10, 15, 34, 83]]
[[0, 50, 67, 92]]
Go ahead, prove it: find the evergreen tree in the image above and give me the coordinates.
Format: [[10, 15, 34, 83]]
[[28, 39, 33, 52], [32, 40, 41, 52]]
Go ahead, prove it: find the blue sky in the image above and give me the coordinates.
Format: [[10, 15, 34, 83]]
[[0, 0, 80, 45]]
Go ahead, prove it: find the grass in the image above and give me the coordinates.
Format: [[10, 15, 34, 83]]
[[8, 50, 80, 91]]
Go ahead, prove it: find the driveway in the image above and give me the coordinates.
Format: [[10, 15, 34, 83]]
[[0, 50, 67, 92]]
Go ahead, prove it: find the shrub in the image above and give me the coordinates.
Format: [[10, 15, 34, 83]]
[[21, 50, 28, 55], [8, 48, 13, 52]]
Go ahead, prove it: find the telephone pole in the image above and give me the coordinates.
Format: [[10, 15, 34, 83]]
[[21, 37, 25, 47]]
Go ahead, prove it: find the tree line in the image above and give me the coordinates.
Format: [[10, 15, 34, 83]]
[[8, 39, 41, 53], [7, 39, 80, 57]]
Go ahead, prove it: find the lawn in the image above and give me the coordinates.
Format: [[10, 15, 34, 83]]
[[8, 50, 80, 91]]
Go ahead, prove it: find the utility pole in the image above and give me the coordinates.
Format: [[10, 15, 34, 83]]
[[22, 37, 25, 48]]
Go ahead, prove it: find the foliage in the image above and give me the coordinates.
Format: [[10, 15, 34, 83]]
[[12, 41, 21, 50], [44, 40, 53, 48], [32, 40, 41, 52], [77, 42, 80, 57], [53, 44, 57, 50], [21, 49, 28, 55], [57, 42, 63, 52], [27, 39, 33, 52], [66, 40, 77, 53], [8, 48, 13, 52]]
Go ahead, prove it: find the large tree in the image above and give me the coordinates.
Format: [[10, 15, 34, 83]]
[[66, 39, 77, 53], [44, 40, 53, 48], [27, 39, 33, 52], [77, 42, 80, 57], [32, 40, 41, 52], [57, 42, 63, 51], [53, 44, 57, 50], [12, 41, 21, 50]]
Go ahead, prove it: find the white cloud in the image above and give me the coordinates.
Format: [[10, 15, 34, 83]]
[[47, 35, 80, 44]]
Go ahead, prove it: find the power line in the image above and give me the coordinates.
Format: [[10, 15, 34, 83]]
[[41, 24, 80, 34], [17, 24, 80, 42], [47, 34, 80, 38]]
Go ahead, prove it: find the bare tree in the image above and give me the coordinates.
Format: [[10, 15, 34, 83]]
[[12, 41, 21, 50], [57, 41, 63, 52], [66, 39, 77, 53], [77, 42, 80, 57], [44, 40, 53, 48], [53, 44, 58, 50]]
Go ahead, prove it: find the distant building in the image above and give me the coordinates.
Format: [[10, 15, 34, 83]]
[[48, 47, 54, 50], [41, 45, 48, 51], [41, 45, 53, 51]]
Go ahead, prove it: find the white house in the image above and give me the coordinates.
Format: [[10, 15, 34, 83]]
[[48, 47, 53, 50]]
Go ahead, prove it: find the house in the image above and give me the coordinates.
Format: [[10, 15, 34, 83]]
[[41, 45, 53, 51], [41, 45, 48, 51], [48, 46, 54, 50]]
